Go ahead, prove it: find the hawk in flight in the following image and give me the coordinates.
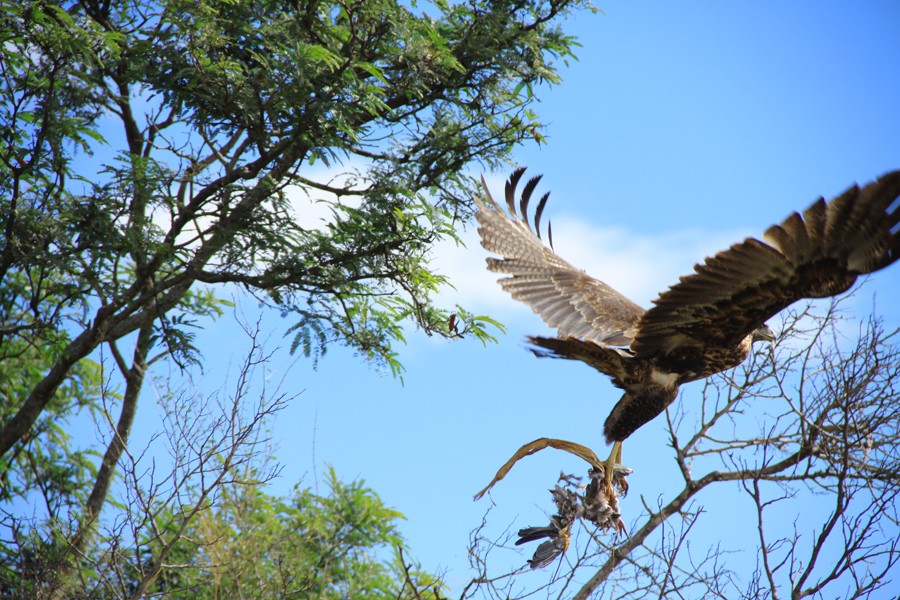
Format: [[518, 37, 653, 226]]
[[476, 167, 900, 480]]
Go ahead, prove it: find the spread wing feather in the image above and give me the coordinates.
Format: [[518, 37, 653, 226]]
[[632, 170, 900, 358], [476, 167, 645, 346]]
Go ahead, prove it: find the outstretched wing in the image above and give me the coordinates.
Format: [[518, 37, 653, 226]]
[[476, 167, 645, 346], [632, 170, 900, 358]]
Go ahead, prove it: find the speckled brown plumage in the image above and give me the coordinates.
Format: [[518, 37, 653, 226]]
[[476, 167, 900, 446]]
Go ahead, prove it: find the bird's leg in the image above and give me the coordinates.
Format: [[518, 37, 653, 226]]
[[603, 441, 623, 484]]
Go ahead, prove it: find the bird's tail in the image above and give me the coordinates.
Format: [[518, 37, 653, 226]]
[[515, 525, 559, 545], [528, 335, 631, 382], [515, 520, 571, 569]]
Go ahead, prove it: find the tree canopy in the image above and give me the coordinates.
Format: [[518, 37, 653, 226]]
[[0, 0, 593, 595], [137, 467, 443, 599]]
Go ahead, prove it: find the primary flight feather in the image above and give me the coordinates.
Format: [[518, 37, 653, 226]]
[[476, 167, 900, 478]]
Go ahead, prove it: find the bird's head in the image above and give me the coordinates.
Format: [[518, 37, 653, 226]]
[[751, 324, 776, 359], [751, 323, 775, 343]]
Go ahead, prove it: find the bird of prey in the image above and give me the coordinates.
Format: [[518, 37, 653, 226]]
[[475, 167, 900, 480]]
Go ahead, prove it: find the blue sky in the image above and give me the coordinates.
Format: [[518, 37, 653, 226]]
[[123, 1, 900, 594]]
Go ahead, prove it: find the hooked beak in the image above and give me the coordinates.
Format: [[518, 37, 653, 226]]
[[755, 323, 776, 343], [753, 324, 776, 358]]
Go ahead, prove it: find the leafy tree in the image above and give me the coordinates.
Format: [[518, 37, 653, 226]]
[[136, 467, 444, 599], [0, 0, 593, 595]]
